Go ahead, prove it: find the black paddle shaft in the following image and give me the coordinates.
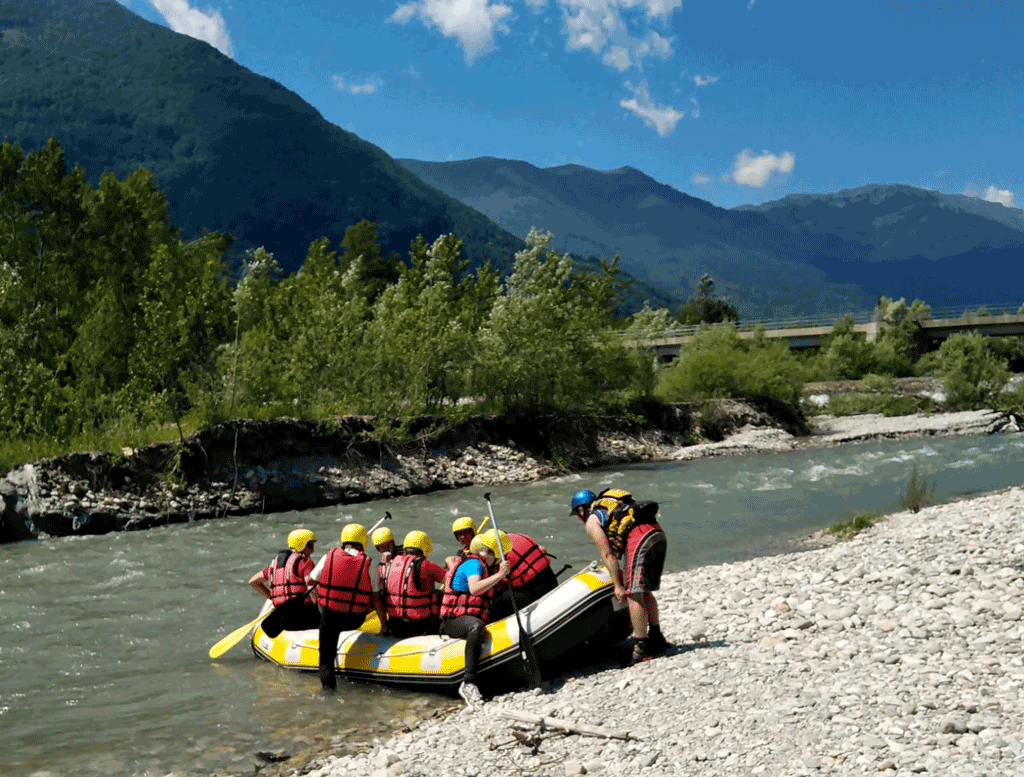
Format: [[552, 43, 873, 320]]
[[483, 492, 543, 689]]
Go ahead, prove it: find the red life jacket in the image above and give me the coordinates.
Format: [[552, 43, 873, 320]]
[[269, 550, 312, 605], [440, 554, 493, 622], [384, 554, 440, 620], [316, 548, 372, 614], [507, 533, 550, 589]]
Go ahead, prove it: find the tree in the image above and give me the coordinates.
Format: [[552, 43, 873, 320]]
[[675, 274, 738, 326], [474, 228, 629, 411], [934, 333, 1010, 409], [340, 219, 401, 302]]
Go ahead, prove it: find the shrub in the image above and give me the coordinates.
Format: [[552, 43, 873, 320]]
[[827, 510, 883, 540], [655, 323, 804, 406], [934, 333, 1010, 409], [899, 463, 935, 513]]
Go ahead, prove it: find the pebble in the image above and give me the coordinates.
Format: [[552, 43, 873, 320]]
[[301, 485, 1024, 777]]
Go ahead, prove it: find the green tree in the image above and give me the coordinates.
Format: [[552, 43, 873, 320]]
[[934, 333, 1010, 409], [340, 219, 401, 303], [475, 228, 628, 411], [676, 274, 739, 326], [655, 322, 803, 405]]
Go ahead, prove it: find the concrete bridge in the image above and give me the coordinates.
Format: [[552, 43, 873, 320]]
[[637, 304, 1024, 362]]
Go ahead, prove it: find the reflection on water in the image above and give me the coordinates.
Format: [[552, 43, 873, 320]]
[[1, 432, 1022, 776]]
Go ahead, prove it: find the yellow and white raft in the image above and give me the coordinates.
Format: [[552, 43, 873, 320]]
[[251, 563, 630, 693]]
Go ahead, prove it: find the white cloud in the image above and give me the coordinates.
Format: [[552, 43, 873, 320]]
[[694, 74, 718, 87], [391, 2, 419, 22], [692, 172, 711, 185], [747, 0, 756, 8], [146, 0, 233, 57], [388, 0, 513, 63], [983, 185, 1016, 208], [620, 80, 684, 137], [560, 1, 678, 70], [332, 75, 380, 95], [603, 46, 632, 71], [690, 96, 700, 118], [525, 0, 548, 7], [728, 148, 796, 188]]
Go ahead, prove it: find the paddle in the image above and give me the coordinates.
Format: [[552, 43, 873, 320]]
[[209, 512, 393, 659], [484, 492, 543, 689]]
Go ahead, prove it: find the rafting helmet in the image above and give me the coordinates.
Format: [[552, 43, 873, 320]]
[[340, 523, 369, 550], [570, 489, 597, 512], [478, 529, 512, 557], [451, 516, 476, 535], [468, 536, 486, 554], [371, 526, 394, 548], [287, 528, 317, 552], [403, 530, 433, 556]]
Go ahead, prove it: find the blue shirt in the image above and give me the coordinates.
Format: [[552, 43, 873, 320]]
[[451, 559, 485, 592]]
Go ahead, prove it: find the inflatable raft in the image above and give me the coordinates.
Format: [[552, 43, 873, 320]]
[[251, 562, 630, 693]]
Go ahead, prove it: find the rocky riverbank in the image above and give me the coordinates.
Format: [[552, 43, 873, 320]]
[[0, 401, 783, 543], [1, 402, 1020, 544], [300, 484, 1024, 777]]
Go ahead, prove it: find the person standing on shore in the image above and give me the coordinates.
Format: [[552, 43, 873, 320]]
[[570, 488, 668, 665], [247, 528, 320, 637], [440, 535, 510, 706], [307, 523, 388, 690]]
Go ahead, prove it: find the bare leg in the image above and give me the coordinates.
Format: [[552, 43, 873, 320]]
[[644, 592, 660, 628], [626, 593, 649, 639]]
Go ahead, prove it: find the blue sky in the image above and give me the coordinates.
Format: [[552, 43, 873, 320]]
[[119, 0, 1022, 211]]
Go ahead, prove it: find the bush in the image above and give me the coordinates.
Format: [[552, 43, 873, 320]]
[[934, 333, 1010, 409], [899, 463, 935, 513], [655, 324, 804, 406], [827, 510, 883, 540]]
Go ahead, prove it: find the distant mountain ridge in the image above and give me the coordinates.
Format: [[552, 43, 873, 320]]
[[399, 157, 1024, 319], [0, 0, 521, 275], [0, 0, 678, 312]]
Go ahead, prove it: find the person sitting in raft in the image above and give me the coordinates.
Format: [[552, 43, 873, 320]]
[[440, 533, 510, 707], [486, 530, 558, 621], [382, 530, 446, 638], [247, 528, 320, 637], [307, 523, 388, 690], [444, 516, 477, 569], [372, 526, 402, 585]]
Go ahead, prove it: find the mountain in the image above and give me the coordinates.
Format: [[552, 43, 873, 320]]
[[735, 185, 1024, 310], [398, 158, 1024, 319], [0, 0, 527, 276], [0, 0, 676, 313], [397, 157, 879, 320]]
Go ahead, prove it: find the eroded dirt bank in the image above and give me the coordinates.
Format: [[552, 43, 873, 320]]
[[0, 400, 797, 543]]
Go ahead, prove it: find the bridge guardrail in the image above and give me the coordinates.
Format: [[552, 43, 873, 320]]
[[619, 302, 1024, 340]]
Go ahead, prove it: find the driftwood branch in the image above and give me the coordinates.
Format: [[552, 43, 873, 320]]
[[494, 709, 633, 740]]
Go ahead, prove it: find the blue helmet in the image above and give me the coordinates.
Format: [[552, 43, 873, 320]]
[[570, 489, 597, 512]]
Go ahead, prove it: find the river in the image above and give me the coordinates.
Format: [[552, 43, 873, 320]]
[[2, 432, 1022, 777]]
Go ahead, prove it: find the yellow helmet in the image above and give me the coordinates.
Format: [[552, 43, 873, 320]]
[[452, 516, 476, 534], [371, 527, 394, 548], [468, 536, 486, 554], [287, 528, 317, 552], [340, 523, 369, 550], [478, 529, 512, 556], [403, 530, 433, 556]]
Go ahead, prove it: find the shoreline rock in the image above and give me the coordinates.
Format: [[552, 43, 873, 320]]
[[1, 403, 1019, 544], [295, 484, 1024, 777]]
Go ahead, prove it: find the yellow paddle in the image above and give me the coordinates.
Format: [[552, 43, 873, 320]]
[[208, 608, 275, 659]]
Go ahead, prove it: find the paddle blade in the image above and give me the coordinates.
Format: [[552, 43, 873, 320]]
[[208, 610, 272, 659]]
